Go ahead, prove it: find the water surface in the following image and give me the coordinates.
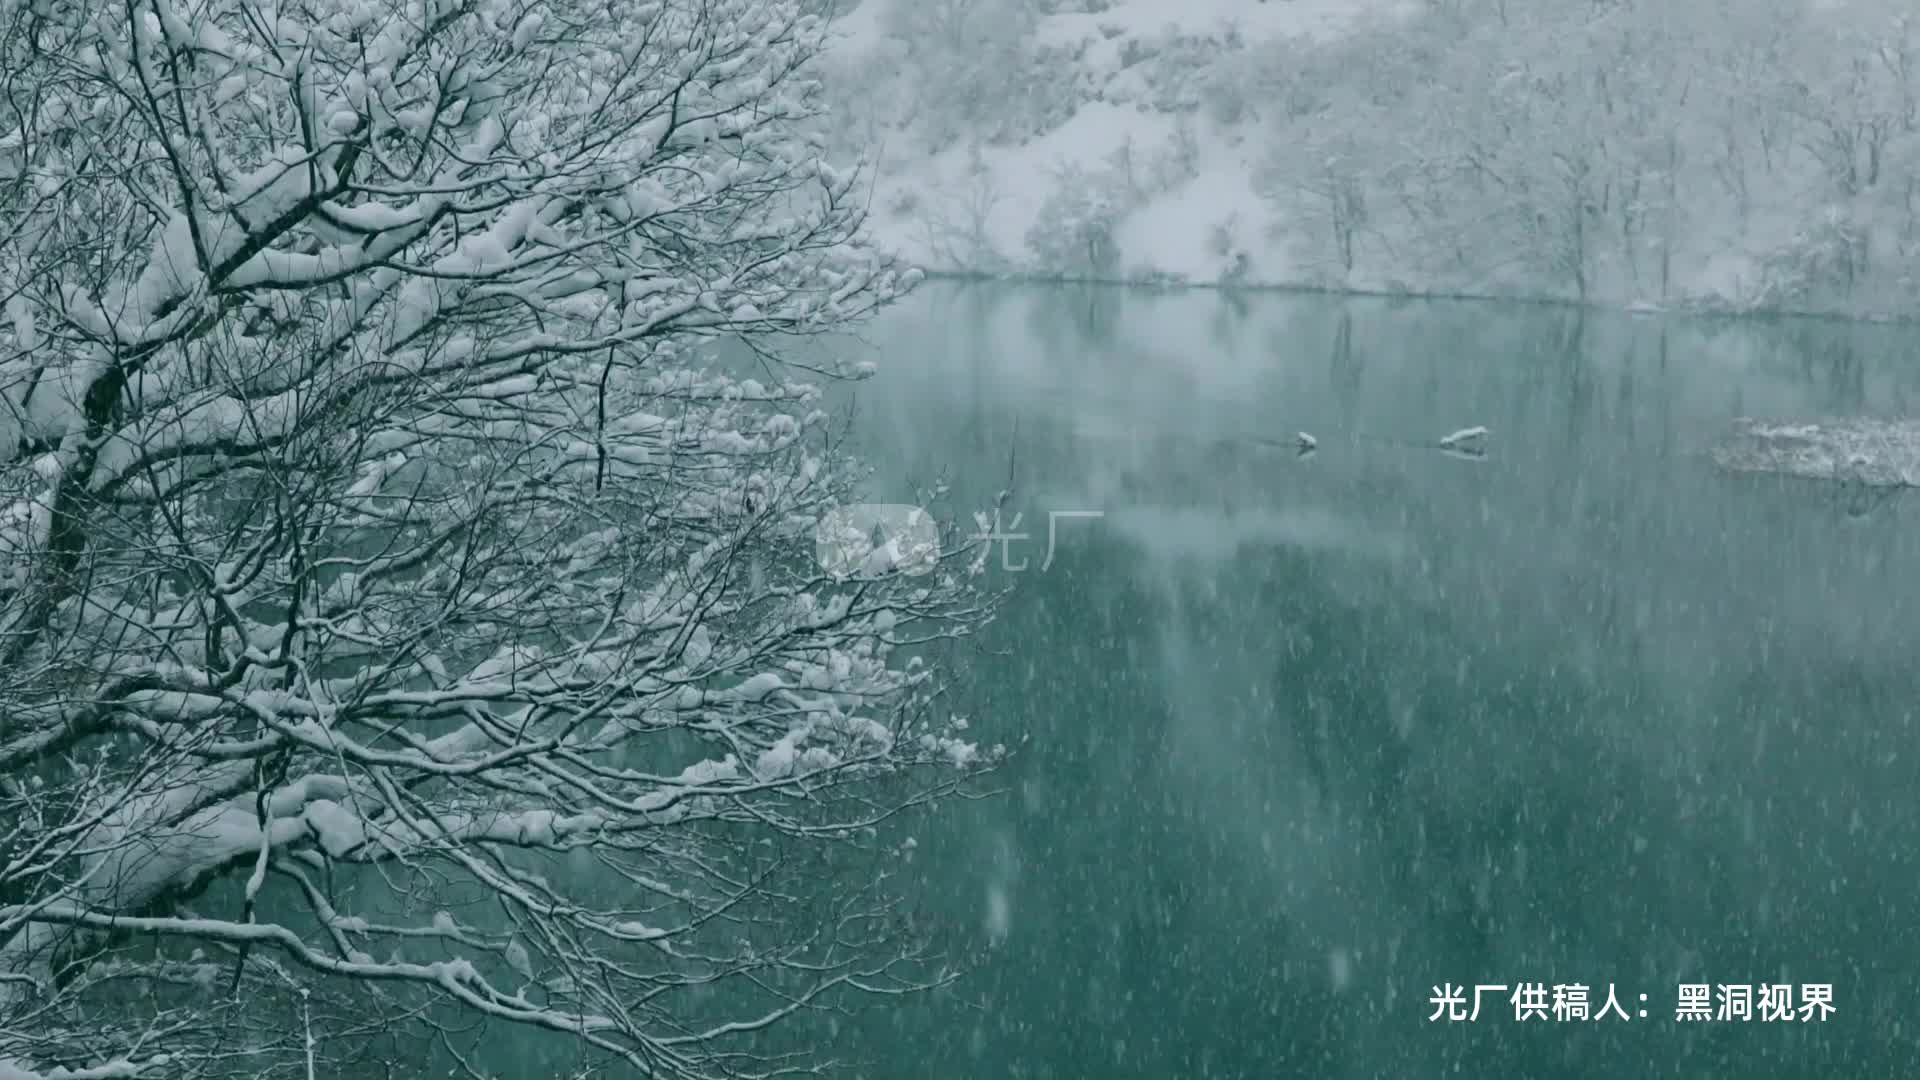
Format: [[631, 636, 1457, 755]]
[[836, 284, 1920, 1078]]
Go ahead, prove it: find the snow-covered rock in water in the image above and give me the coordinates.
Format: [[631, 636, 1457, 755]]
[[1711, 417, 1920, 488]]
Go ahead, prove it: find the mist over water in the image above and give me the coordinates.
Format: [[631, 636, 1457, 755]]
[[831, 283, 1920, 1078]]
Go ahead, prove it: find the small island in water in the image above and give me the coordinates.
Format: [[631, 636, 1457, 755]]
[[1712, 417, 1920, 489]]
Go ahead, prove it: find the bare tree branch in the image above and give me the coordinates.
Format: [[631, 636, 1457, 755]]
[[0, 0, 1000, 1076]]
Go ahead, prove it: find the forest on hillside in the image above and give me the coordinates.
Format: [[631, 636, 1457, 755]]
[[828, 0, 1920, 315]]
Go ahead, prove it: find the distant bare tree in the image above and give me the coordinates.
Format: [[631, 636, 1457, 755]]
[[920, 146, 1010, 271]]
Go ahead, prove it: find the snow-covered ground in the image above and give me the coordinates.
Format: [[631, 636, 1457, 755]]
[[877, 103, 1270, 283], [830, 0, 1406, 287]]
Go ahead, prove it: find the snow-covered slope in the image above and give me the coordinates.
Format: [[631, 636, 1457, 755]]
[[830, 0, 1406, 287], [826, 0, 1920, 318]]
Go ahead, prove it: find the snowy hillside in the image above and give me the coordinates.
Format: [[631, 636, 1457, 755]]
[[825, 0, 1920, 318], [825, 0, 1405, 286]]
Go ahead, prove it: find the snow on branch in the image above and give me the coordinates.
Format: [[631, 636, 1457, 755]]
[[0, 0, 986, 1075]]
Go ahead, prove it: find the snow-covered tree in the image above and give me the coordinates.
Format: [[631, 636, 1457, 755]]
[[0, 0, 996, 1076], [1024, 158, 1126, 279], [1230, 0, 1920, 308]]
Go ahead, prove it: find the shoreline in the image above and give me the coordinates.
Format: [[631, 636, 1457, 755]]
[[905, 268, 1920, 329]]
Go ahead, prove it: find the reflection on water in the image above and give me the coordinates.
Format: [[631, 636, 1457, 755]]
[[835, 284, 1920, 1078]]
